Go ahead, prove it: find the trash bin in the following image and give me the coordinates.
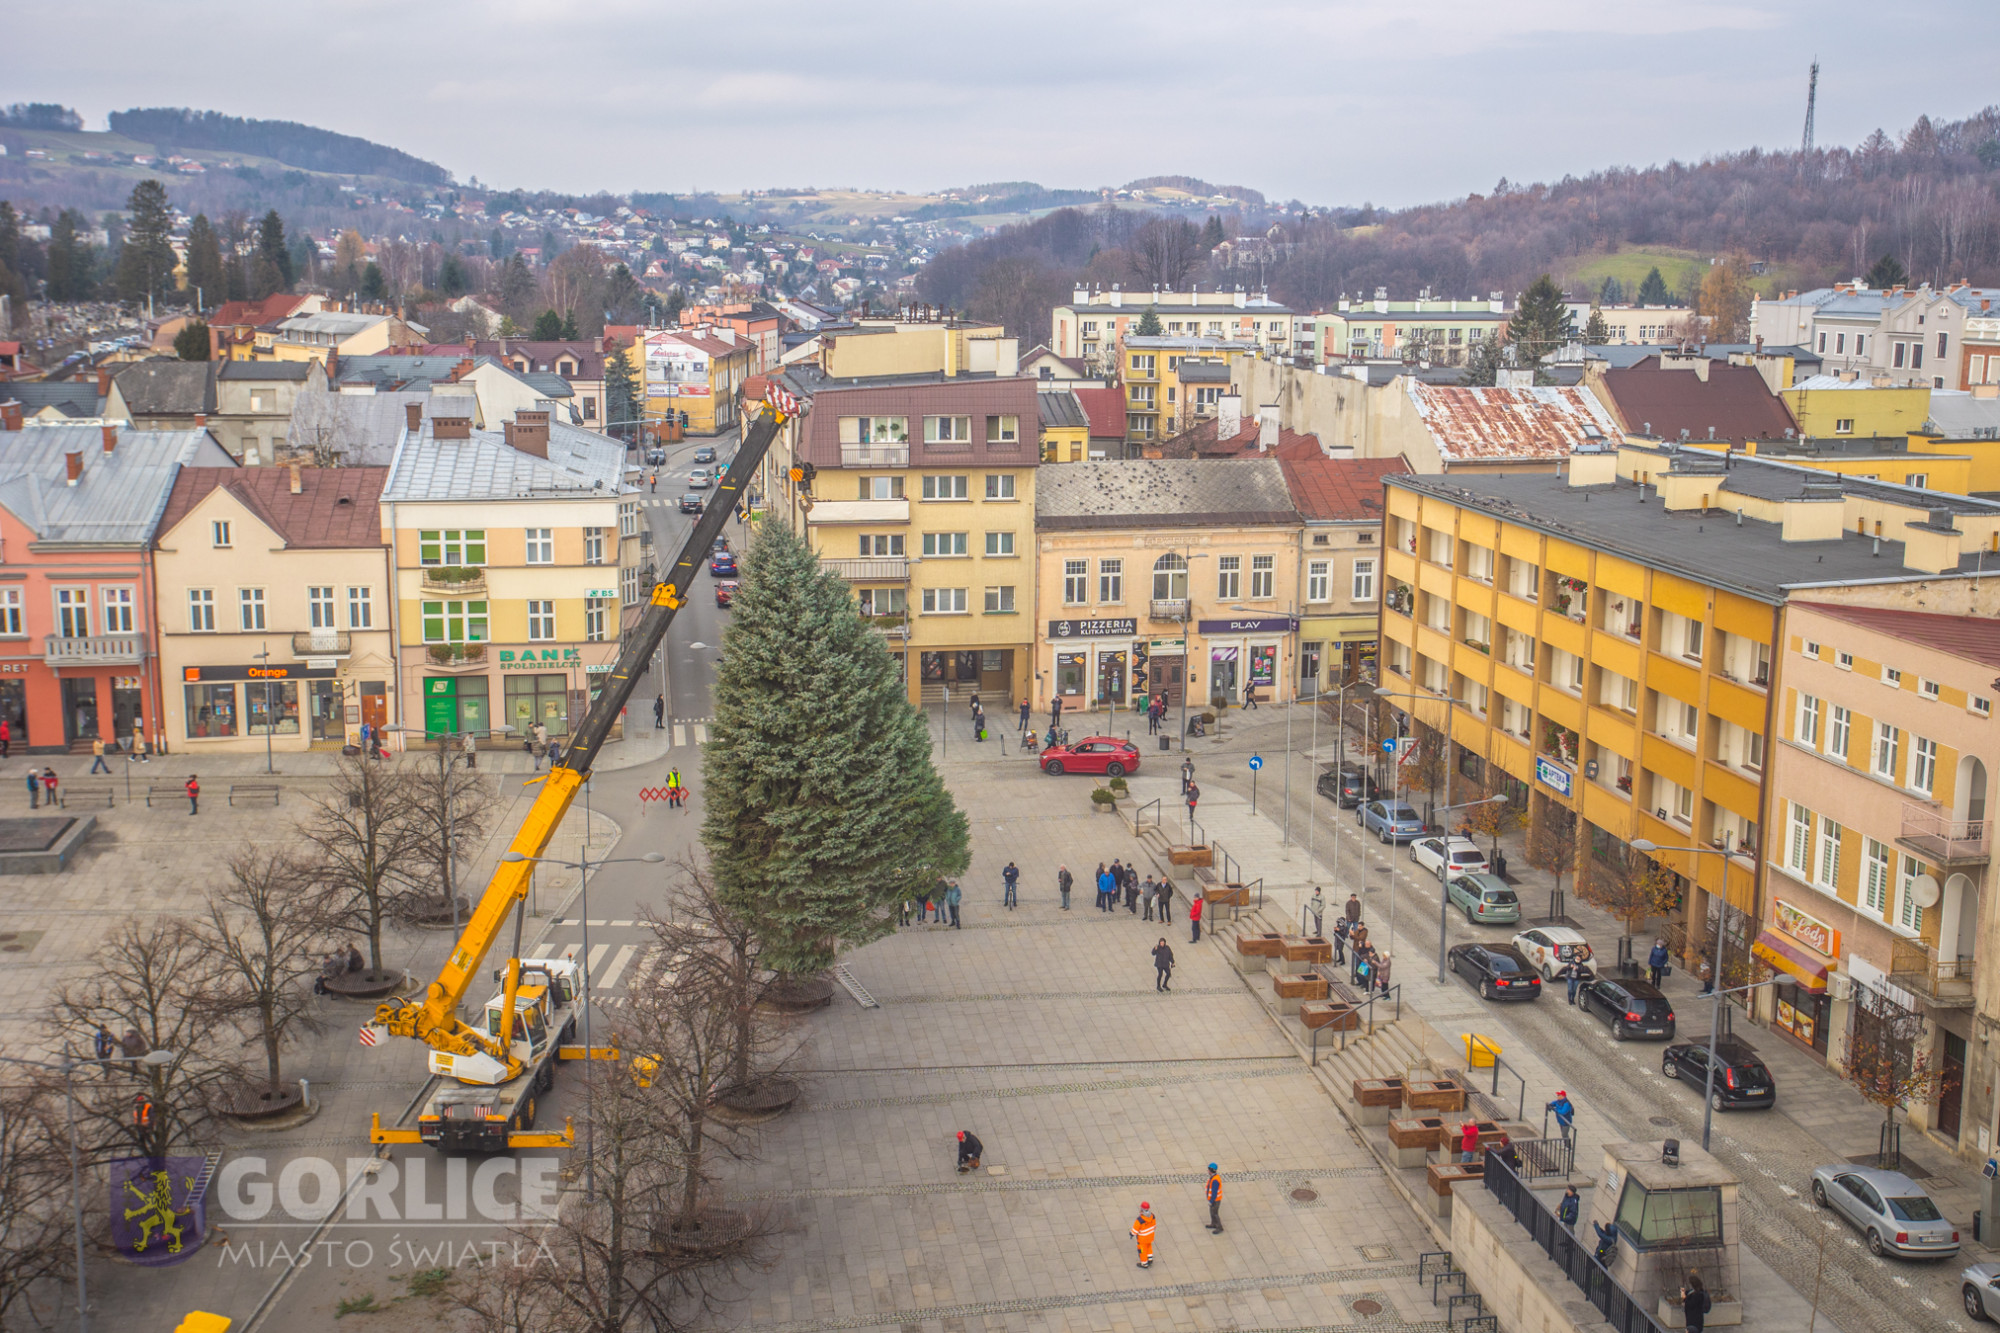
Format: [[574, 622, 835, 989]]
[[1464, 1034, 1501, 1068], [1159, 736, 1171, 751]]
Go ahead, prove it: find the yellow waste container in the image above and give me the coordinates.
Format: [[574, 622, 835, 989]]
[[1463, 1034, 1501, 1069], [176, 1314, 232, 1333]]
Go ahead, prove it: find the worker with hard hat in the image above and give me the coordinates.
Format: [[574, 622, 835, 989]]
[[1130, 1201, 1156, 1267], [1206, 1163, 1224, 1233]]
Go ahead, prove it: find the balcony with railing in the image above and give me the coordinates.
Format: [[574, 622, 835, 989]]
[[820, 557, 909, 581], [421, 567, 488, 596], [1149, 597, 1189, 622], [1890, 938, 1975, 1008], [839, 443, 909, 468], [425, 643, 488, 671], [291, 631, 352, 657], [1898, 804, 1990, 866], [44, 634, 143, 666]]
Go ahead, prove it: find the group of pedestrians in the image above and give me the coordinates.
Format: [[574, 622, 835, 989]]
[[1309, 890, 1392, 996], [902, 880, 963, 928]]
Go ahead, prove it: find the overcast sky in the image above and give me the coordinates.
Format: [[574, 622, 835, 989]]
[[12, 1, 1998, 207]]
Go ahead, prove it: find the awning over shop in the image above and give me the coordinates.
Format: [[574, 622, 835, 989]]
[[1751, 929, 1830, 992]]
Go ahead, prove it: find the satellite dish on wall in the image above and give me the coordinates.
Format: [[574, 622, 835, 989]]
[[1913, 874, 1942, 909]]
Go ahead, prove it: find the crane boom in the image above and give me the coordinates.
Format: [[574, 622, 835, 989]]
[[371, 405, 787, 1077]]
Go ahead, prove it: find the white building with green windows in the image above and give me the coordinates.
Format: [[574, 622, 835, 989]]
[[382, 407, 639, 740]]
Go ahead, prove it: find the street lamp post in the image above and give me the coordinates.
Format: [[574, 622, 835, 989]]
[[502, 848, 664, 1196], [1630, 838, 1740, 1151], [0, 1046, 175, 1333], [1228, 603, 1298, 843], [1174, 552, 1210, 754], [252, 642, 275, 775]]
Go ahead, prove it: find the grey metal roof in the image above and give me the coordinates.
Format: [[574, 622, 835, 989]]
[[382, 418, 629, 502], [1035, 459, 1299, 530], [337, 354, 495, 387], [114, 360, 216, 416], [1176, 361, 1232, 384], [1037, 390, 1086, 430], [277, 312, 390, 337], [1386, 457, 2000, 603], [519, 372, 575, 398], [0, 425, 235, 544], [287, 389, 477, 467], [1924, 391, 2000, 439], [1, 382, 106, 416], [217, 361, 312, 382]]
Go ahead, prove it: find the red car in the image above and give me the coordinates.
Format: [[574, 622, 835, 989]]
[[1039, 735, 1140, 777], [715, 580, 738, 608]]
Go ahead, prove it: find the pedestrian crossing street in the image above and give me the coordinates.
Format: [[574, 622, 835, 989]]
[[670, 717, 712, 747]]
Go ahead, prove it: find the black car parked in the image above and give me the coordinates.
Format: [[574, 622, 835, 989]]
[[1315, 763, 1381, 808], [1579, 976, 1676, 1041], [1447, 943, 1543, 1001], [1661, 1035, 1776, 1110]]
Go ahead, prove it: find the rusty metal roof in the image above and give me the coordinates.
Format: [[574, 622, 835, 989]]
[[1407, 382, 1624, 462]]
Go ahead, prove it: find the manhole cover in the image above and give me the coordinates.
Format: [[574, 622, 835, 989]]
[[1291, 1187, 1318, 1202], [0, 945, 21, 953], [1361, 1244, 1396, 1261], [1649, 1116, 1676, 1127], [1352, 1299, 1383, 1315], [0, 932, 16, 942]]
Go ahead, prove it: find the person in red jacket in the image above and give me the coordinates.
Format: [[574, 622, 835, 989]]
[[185, 774, 199, 816], [1189, 894, 1204, 944], [1460, 1119, 1482, 1163]]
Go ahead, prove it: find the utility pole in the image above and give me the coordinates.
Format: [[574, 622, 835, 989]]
[[1801, 59, 1820, 160]]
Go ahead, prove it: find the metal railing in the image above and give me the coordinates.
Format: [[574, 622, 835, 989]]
[[1482, 1149, 1671, 1333], [819, 556, 910, 581], [43, 634, 144, 665], [1135, 798, 1163, 832], [1899, 803, 1990, 862], [1889, 937, 1975, 1006], [1450, 1051, 1529, 1124], [290, 631, 351, 656], [1309, 982, 1402, 1063]]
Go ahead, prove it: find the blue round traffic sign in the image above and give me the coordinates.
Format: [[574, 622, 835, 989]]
[[1248, 755, 1263, 771]]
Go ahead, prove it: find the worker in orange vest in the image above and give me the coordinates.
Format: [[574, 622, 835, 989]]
[[1206, 1163, 1224, 1233], [1130, 1202, 1156, 1268]]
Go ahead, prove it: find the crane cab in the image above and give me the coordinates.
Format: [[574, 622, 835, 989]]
[[426, 957, 584, 1086]]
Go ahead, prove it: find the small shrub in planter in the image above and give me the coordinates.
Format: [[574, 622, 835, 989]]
[[1090, 788, 1116, 808], [1107, 776, 1129, 797]]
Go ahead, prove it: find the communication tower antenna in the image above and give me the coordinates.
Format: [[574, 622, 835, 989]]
[[1801, 58, 1819, 157]]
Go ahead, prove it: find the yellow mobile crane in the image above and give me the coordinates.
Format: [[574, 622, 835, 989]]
[[365, 405, 789, 1151]]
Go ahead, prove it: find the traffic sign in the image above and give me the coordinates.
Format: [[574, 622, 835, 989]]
[[1381, 739, 1396, 752], [1248, 754, 1263, 771]]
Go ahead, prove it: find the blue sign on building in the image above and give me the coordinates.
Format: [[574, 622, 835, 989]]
[[1535, 756, 1573, 798]]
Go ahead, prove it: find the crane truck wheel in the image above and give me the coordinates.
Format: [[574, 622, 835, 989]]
[[560, 1018, 577, 1045], [535, 1062, 554, 1093], [521, 1096, 536, 1130]]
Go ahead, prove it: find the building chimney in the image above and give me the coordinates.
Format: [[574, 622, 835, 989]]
[[96, 368, 111, 396], [509, 409, 550, 459], [1, 401, 22, 432], [65, 451, 83, 485], [194, 413, 207, 429], [1257, 404, 1280, 452], [288, 462, 303, 495], [449, 357, 474, 383], [324, 349, 338, 383], [432, 416, 472, 440], [405, 401, 423, 433], [1217, 393, 1243, 442], [101, 424, 117, 454]]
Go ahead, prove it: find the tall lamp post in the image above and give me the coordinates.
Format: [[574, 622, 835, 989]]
[[1370, 689, 1503, 982], [1227, 603, 1299, 843], [502, 848, 665, 1196], [251, 642, 276, 775], [0, 1046, 175, 1333], [1629, 838, 1747, 1151]]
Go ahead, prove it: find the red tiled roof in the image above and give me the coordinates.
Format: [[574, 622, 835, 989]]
[[1597, 357, 1799, 444], [1280, 456, 1413, 521], [1072, 386, 1127, 439], [157, 466, 388, 550], [209, 293, 311, 329], [1789, 602, 2000, 671]]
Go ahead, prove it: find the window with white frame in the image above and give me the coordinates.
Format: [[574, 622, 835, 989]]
[[1787, 803, 1814, 877], [1836, 650, 1852, 670], [1872, 721, 1901, 780], [307, 587, 335, 629], [1063, 560, 1088, 604], [420, 600, 487, 643], [1216, 556, 1240, 599], [584, 527, 606, 565], [1827, 705, 1850, 760], [585, 598, 609, 642], [1098, 559, 1122, 603], [922, 587, 968, 614], [619, 502, 638, 537], [1352, 558, 1376, 602], [921, 532, 968, 557], [1910, 735, 1938, 794], [984, 473, 1016, 500], [983, 415, 1019, 444], [1815, 817, 1842, 890], [418, 529, 486, 566], [1862, 838, 1891, 915], [0, 588, 20, 636], [621, 565, 640, 605], [347, 586, 373, 629], [1676, 783, 1694, 823], [984, 531, 1014, 557], [239, 588, 265, 631], [1795, 692, 1822, 746], [1883, 666, 1903, 687], [1898, 855, 1929, 932], [189, 588, 215, 632], [1919, 677, 1940, 700], [859, 534, 904, 556], [525, 528, 554, 564], [526, 600, 556, 641], [212, 520, 231, 548], [1249, 554, 1274, 599], [101, 586, 133, 634], [54, 587, 87, 637], [983, 586, 1015, 613], [1974, 695, 1993, 718], [1307, 560, 1330, 602], [924, 416, 972, 443], [921, 474, 969, 500]]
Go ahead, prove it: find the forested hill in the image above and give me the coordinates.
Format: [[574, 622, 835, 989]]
[[106, 108, 451, 185]]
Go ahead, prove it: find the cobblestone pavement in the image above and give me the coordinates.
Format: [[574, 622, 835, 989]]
[[720, 760, 1448, 1332]]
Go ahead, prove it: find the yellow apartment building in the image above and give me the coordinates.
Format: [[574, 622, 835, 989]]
[[1684, 437, 1975, 494], [1783, 375, 1931, 439], [769, 375, 1042, 707], [1379, 441, 2000, 983], [382, 409, 639, 739], [1122, 335, 1255, 443], [817, 318, 1016, 380], [1050, 285, 1299, 377], [153, 465, 396, 753]]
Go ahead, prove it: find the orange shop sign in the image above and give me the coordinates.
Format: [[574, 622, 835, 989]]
[[1774, 898, 1840, 958]]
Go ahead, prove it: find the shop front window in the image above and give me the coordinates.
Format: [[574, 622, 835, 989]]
[[1097, 651, 1128, 705], [1056, 652, 1086, 697], [186, 683, 238, 738], [506, 674, 571, 738], [245, 680, 301, 736]]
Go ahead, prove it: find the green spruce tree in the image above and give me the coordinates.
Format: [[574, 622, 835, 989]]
[[173, 320, 211, 361], [47, 210, 82, 301], [1506, 274, 1574, 371], [360, 263, 386, 301], [560, 311, 579, 340], [0, 202, 18, 275], [1583, 307, 1611, 344], [221, 213, 252, 302], [701, 523, 970, 976], [1635, 266, 1671, 306], [1460, 332, 1507, 386], [1597, 275, 1624, 305], [254, 210, 293, 297], [183, 215, 226, 310], [601, 344, 639, 441], [1134, 309, 1163, 337], [115, 180, 175, 305], [1865, 253, 1908, 289], [1200, 216, 1225, 249], [438, 252, 468, 298], [532, 309, 564, 340]]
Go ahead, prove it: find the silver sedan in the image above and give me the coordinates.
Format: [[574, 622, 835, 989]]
[[1810, 1165, 1959, 1259]]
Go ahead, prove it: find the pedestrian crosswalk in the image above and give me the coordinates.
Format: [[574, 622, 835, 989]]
[[670, 717, 712, 747], [524, 939, 657, 1006]]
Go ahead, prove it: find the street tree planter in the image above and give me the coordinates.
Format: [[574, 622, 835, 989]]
[[710, 1076, 801, 1125], [321, 969, 404, 1000], [653, 1207, 753, 1258], [1169, 845, 1213, 867], [760, 974, 834, 1013], [222, 1082, 305, 1120], [404, 894, 473, 930], [1236, 933, 1285, 958]]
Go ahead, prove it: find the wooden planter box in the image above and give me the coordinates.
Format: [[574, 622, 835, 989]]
[[1204, 884, 1248, 907], [1280, 936, 1333, 964], [1301, 1000, 1359, 1031], [1168, 845, 1212, 867], [1271, 972, 1326, 1014], [1350, 1071, 1400, 1123], [1236, 932, 1285, 957], [1388, 1115, 1448, 1167], [1403, 1079, 1467, 1113], [1425, 1161, 1483, 1216]]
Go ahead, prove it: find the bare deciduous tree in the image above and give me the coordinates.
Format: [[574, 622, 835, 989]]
[[297, 755, 429, 979], [202, 845, 333, 1096], [0, 1081, 73, 1329], [1127, 217, 1202, 292], [402, 742, 497, 925]]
